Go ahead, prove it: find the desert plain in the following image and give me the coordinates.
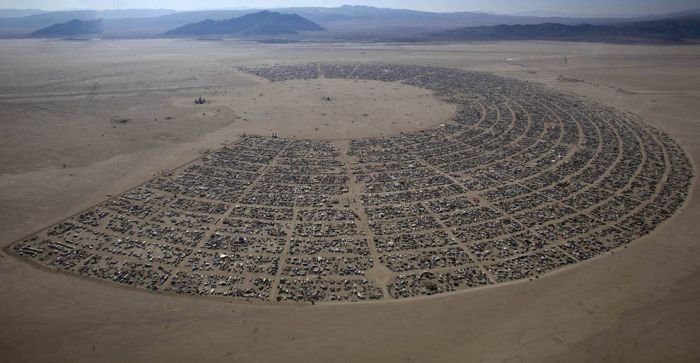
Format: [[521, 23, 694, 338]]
[[0, 39, 699, 362]]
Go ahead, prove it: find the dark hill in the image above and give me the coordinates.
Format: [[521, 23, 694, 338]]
[[165, 11, 324, 36], [427, 16, 700, 43], [32, 18, 104, 37]]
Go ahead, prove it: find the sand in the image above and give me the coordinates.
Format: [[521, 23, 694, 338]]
[[0, 39, 698, 362]]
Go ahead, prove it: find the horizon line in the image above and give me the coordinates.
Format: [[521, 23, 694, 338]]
[[2, 5, 698, 19]]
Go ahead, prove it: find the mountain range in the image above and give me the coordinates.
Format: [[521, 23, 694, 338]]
[[0, 5, 641, 36], [0, 9, 45, 18], [32, 18, 104, 37], [427, 16, 700, 43], [1, 5, 699, 43], [165, 11, 323, 36]]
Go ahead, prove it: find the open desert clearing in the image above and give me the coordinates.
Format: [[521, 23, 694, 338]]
[[0, 40, 699, 362]]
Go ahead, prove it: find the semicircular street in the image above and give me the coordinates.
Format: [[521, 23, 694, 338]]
[[11, 63, 694, 303]]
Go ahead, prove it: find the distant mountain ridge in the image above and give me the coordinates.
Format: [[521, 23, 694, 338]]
[[32, 18, 104, 37], [0, 5, 699, 43], [0, 9, 45, 18], [0, 5, 629, 36], [427, 16, 700, 43], [165, 11, 324, 36]]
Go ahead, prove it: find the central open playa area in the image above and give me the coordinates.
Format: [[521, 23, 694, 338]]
[[0, 39, 699, 362]]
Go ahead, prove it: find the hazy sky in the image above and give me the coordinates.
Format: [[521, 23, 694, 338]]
[[1, 0, 698, 17]]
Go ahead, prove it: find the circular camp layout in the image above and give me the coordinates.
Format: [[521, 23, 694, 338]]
[[12, 63, 693, 303]]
